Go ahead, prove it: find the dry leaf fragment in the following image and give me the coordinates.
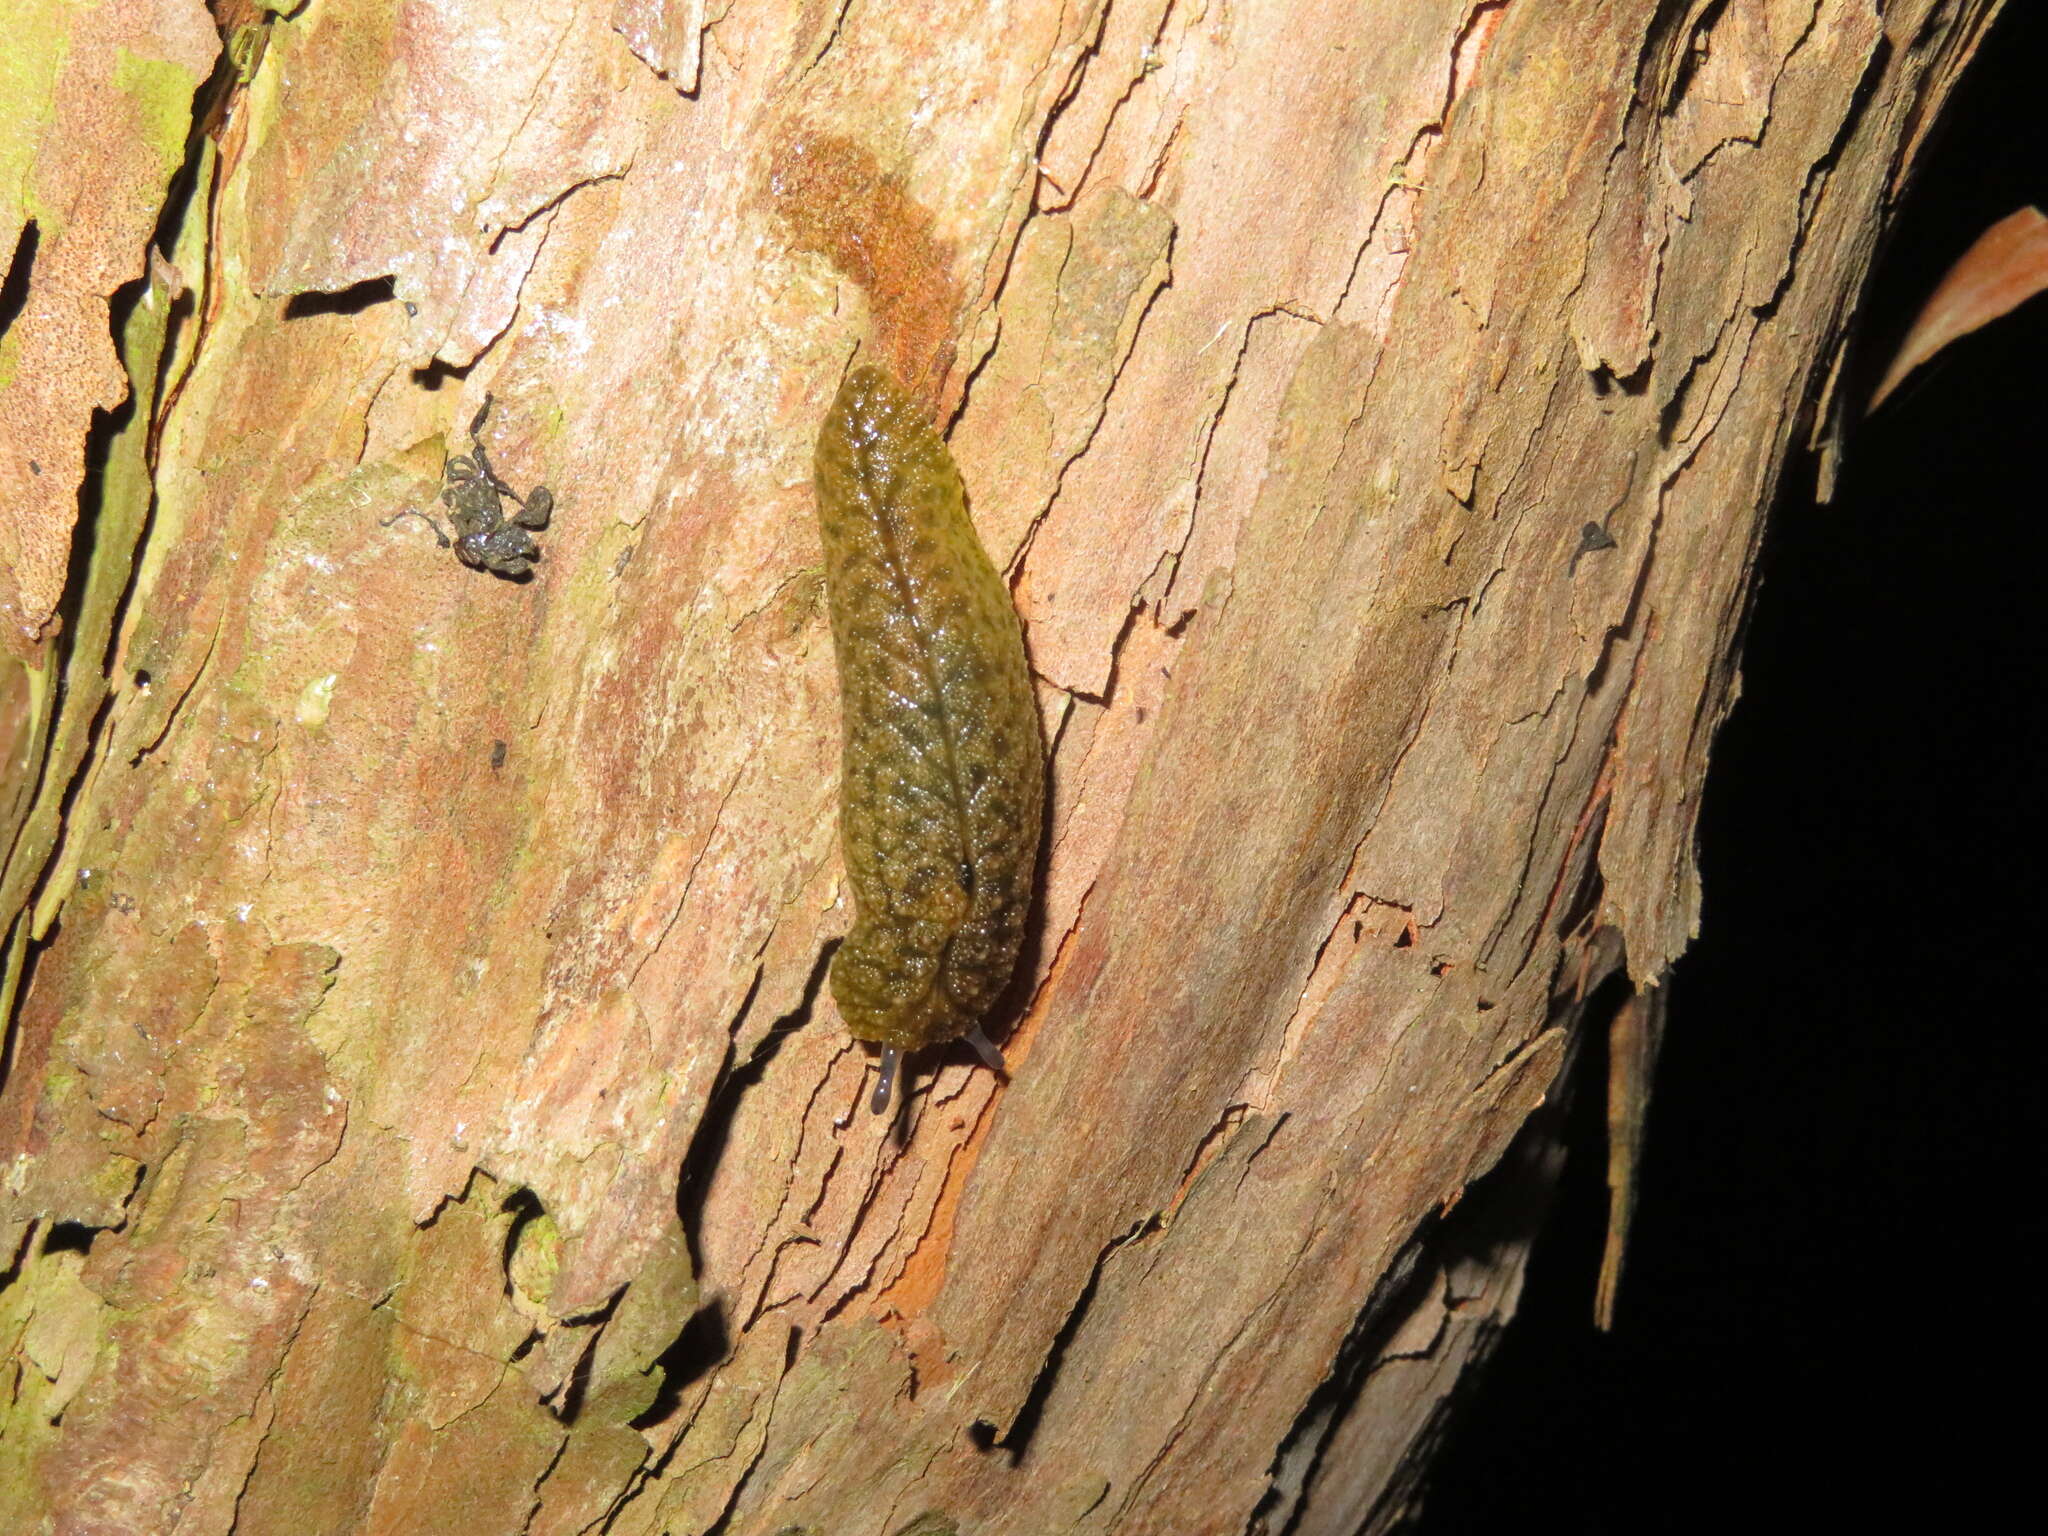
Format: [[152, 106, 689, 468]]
[[1869, 205, 2048, 411]]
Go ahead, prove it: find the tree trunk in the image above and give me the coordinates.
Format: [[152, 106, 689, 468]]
[[0, 1, 2000, 1532]]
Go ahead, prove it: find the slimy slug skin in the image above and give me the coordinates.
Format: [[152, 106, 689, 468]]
[[812, 366, 1044, 1113]]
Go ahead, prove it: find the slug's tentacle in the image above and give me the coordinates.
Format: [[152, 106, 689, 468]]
[[962, 1024, 1006, 1073], [871, 1047, 902, 1116]]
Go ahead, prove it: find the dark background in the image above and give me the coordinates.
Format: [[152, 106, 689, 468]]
[[1416, 8, 2045, 1531]]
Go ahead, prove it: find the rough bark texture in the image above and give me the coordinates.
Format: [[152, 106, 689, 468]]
[[0, 1, 2000, 1533]]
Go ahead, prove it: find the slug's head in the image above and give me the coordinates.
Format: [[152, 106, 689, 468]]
[[830, 905, 967, 1049]]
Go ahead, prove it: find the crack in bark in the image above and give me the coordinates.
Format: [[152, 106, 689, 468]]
[[987, 1210, 1156, 1456], [872, 1436, 953, 1536], [1244, 888, 1370, 1108], [704, 1017, 850, 1329], [1013, 0, 1110, 211], [1472, 680, 1591, 977], [1115, 1210, 1326, 1524], [127, 601, 223, 767], [1243, 1238, 1430, 1535], [1156, 303, 1320, 622], [1656, 16, 1886, 457], [814, 1112, 980, 1331], [1777, 39, 1892, 308], [521, 1426, 575, 1534], [1064, 595, 1143, 709], [1527, 746, 1617, 963], [1468, 1020, 1561, 1103], [1161, 1101, 1249, 1218], [740, 1100, 851, 1331], [799, 0, 859, 80], [282, 1092, 350, 1208], [624, 757, 750, 994], [223, 1291, 312, 1533], [799, 1129, 918, 1318], [685, 1335, 791, 1536], [1334, 108, 1450, 323], [1034, 0, 1184, 216], [999, 221, 1176, 589], [477, 15, 588, 222]]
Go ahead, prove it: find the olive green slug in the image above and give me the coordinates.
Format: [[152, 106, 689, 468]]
[[812, 365, 1044, 1113]]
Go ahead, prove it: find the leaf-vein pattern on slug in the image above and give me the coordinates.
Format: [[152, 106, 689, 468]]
[[813, 366, 1045, 1114]]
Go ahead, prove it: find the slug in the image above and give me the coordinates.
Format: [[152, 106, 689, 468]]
[[812, 365, 1045, 1114]]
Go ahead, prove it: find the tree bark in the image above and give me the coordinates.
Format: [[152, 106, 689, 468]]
[[0, 1, 2001, 1533]]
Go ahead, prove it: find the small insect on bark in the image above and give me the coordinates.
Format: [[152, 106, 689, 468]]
[[381, 395, 555, 578], [812, 366, 1045, 1115]]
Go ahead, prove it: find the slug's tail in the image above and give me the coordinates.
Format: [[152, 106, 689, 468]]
[[870, 1047, 901, 1115]]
